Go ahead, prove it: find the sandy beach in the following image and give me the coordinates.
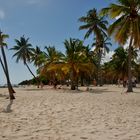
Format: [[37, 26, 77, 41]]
[[0, 85, 140, 140]]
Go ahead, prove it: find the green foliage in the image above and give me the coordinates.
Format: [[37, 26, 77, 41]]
[[100, 0, 140, 47], [10, 35, 34, 64]]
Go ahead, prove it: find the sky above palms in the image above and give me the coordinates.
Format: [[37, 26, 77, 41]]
[[0, 0, 116, 84]]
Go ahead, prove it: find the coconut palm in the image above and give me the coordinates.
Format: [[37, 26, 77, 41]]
[[103, 47, 137, 85], [31, 46, 48, 87], [64, 38, 94, 90], [10, 36, 39, 86], [31, 46, 44, 67], [79, 8, 108, 40], [112, 47, 128, 82], [39, 46, 64, 87], [44, 46, 64, 64], [102, 61, 115, 84], [92, 37, 111, 55], [79, 8, 109, 86], [100, 0, 140, 92], [0, 31, 15, 100], [39, 40, 95, 89], [92, 37, 111, 86]]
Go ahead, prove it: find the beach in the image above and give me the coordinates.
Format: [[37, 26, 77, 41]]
[[0, 85, 140, 140]]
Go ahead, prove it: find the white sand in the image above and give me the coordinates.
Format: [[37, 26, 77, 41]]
[[0, 85, 140, 140]]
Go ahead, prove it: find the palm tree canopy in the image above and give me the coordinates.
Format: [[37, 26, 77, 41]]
[[41, 39, 95, 83], [100, 0, 140, 47], [39, 46, 64, 76], [44, 46, 64, 64], [10, 36, 34, 64], [109, 46, 137, 79], [92, 37, 111, 55], [63, 38, 95, 75], [64, 38, 88, 63], [79, 8, 108, 40], [31, 46, 45, 67]]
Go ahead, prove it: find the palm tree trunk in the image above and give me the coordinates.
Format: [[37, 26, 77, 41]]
[[0, 47, 15, 100], [80, 75, 84, 86], [0, 56, 15, 94], [127, 37, 133, 92], [0, 56, 7, 74], [71, 76, 76, 90], [97, 50, 102, 86], [25, 62, 40, 88], [70, 67, 76, 90]]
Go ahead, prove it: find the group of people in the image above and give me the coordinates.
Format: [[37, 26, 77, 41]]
[[117, 77, 137, 88]]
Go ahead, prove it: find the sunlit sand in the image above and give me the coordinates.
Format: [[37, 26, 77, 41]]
[[0, 85, 140, 140]]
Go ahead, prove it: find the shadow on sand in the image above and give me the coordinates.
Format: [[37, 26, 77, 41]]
[[88, 88, 109, 94], [0, 94, 8, 98], [2, 100, 14, 113], [21, 88, 44, 91]]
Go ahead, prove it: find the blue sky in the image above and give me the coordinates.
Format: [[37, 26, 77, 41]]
[[0, 0, 117, 84]]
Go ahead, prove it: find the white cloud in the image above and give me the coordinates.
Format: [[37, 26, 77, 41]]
[[91, 47, 115, 63], [102, 51, 114, 63], [0, 9, 5, 19]]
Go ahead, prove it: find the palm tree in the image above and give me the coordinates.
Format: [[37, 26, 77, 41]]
[[64, 38, 94, 90], [100, 0, 140, 92], [102, 61, 115, 84], [0, 31, 15, 100], [112, 47, 129, 84], [79, 8, 109, 86], [79, 45, 94, 86], [44, 46, 64, 64], [39, 46, 64, 88], [102, 47, 137, 85], [39, 40, 95, 89], [10, 36, 39, 86], [79, 8, 108, 40], [92, 37, 111, 86], [31, 46, 44, 67], [31, 46, 47, 87]]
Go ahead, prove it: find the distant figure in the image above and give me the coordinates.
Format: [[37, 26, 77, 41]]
[[117, 79, 120, 87], [53, 79, 58, 89], [123, 77, 128, 88], [123, 80, 127, 88], [40, 82, 44, 89], [93, 79, 97, 86], [132, 76, 136, 87]]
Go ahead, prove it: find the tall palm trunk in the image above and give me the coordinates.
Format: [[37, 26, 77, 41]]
[[80, 74, 84, 86], [127, 37, 133, 92], [70, 66, 76, 90], [97, 50, 102, 86], [25, 62, 40, 88], [0, 47, 15, 100]]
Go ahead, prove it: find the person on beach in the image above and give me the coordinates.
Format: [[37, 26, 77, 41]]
[[117, 79, 120, 87], [53, 78, 58, 89], [93, 79, 97, 86]]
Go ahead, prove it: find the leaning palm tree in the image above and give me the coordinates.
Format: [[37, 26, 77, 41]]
[[10, 36, 39, 86], [79, 8, 109, 86], [100, 0, 140, 92], [31, 46, 44, 67], [0, 31, 15, 100]]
